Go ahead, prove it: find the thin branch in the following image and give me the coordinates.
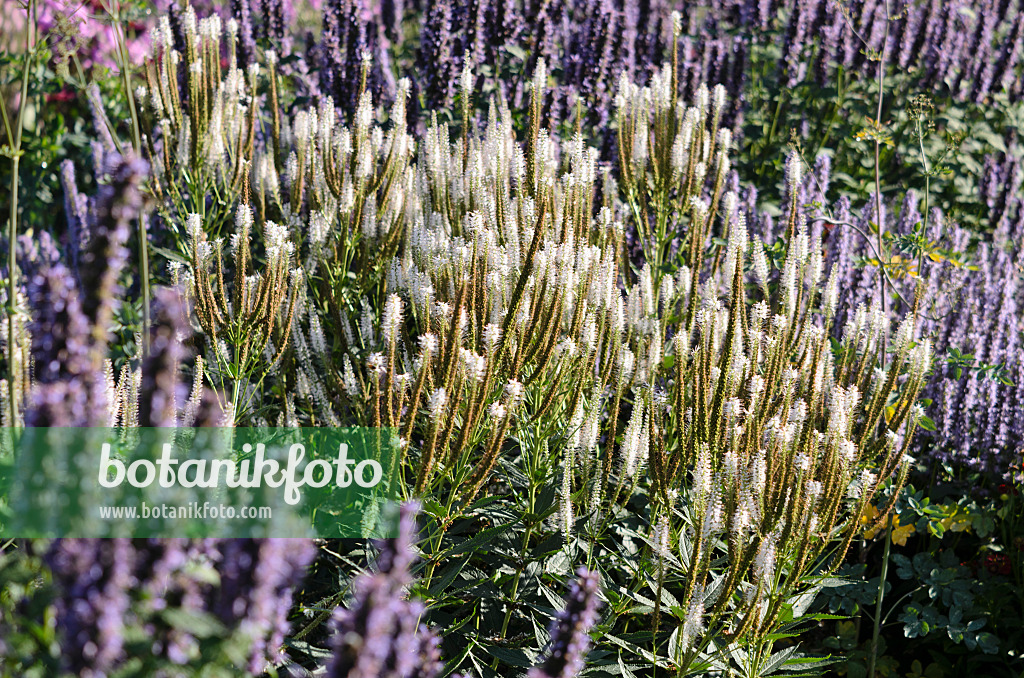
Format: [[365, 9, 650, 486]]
[[813, 215, 952, 323]]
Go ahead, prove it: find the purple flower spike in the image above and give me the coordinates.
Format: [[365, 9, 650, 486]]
[[59, 159, 91, 270], [326, 502, 441, 678], [231, 0, 257, 66], [24, 253, 107, 426], [45, 539, 138, 677], [529, 567, 602, 678], [79, 151, 149, 332], [210, 538, 318, 674], [138, 287, 192, 427]]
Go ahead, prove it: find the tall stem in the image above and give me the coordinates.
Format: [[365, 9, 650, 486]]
[[868, 29, 895, 659], [3, 0, 37, 430], [139, 214, 152, 355], [874, 0, 890, 320], [496, 438, 539, 660], [760, 91, 787, 180], [867, 510, 894, 677], [916, 118, 931, 277], [108, 0, 150, 354], [6, 155, 19, 429]]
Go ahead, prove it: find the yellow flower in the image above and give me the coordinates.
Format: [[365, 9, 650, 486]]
[[941, 507, 972, 534], [949, 516, 972, 533], [891, 517, 916, 546], [860, 503, 881, 540]]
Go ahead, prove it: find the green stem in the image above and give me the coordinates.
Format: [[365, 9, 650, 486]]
[[109, 0, 150, 354], [916, 119, 931, 277], [867, 511, 894, 677], [760, 90, 787, 179], [499, 485, 536, 639], [421, 482, 461, 594], [2, 0, 37, 432], [139, 213, 152, 355], [6, 154, 19, 430], [874, 0, 890, 320], [491, 440, 539, 671], [813, 66, 844, 160]]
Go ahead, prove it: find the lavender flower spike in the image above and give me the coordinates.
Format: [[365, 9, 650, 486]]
[[210, 538, 318, 674], [530, 567, 602, 678], [326, 502, 442, 678], [79, 151, 149, 332], [45, 539, 137, 677], [138, 287, 191, 427], [24, 255, 104, 427]]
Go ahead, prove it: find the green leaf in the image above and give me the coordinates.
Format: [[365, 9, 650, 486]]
[[283, 638, 333, 660], [892, 554, 914, 579], [617, 652, 639, 678], [772, 655, 841, 676], [442, 519, 518, 558], [815, 577, 855, 588], [976, 632, 999, 654], [761, 646, 797, 674], [505, 45, 528, 60], [667, 626, 682, 664], [604, 635, 674, 669], [427, 554, 472, 596], [484, 646, 533, 668], [442, 638, 477, 676], [420, 498, 447, 520], [150, 245, 189, 265], [160, 608, 226, 639]]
